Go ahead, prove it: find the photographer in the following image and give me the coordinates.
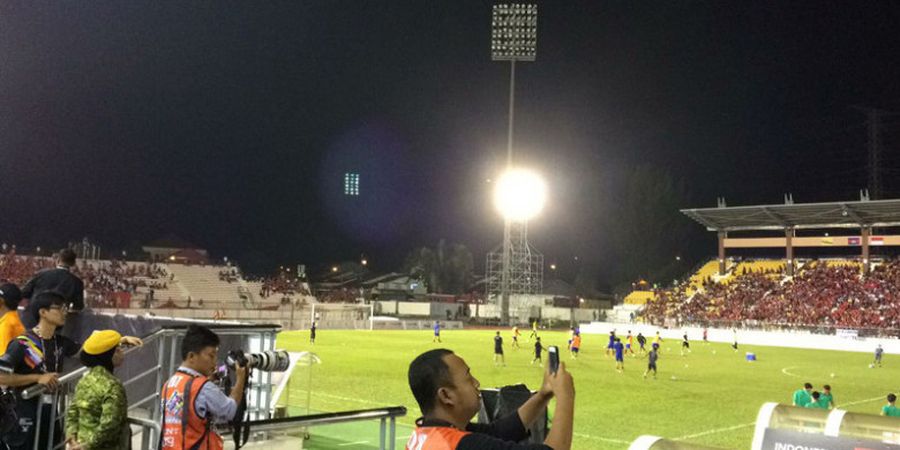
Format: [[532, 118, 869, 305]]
[[406, 349, 574, 450], [160, 325, 247, 450]]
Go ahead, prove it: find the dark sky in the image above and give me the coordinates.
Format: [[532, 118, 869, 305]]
[[2, 2, 900, 279]]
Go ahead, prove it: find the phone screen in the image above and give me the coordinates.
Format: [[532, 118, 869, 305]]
[[548, 345, 559, 373]]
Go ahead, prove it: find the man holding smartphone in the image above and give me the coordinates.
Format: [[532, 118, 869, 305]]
[[407, 348, 574, 450]]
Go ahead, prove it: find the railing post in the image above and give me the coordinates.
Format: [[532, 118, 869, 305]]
[[141, 427, 152, 450], [379, 417, 386, 450], [389, 416, 396, 450], [32, 397, 43, 450]]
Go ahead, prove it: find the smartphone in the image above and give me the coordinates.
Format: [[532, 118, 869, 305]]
[[548, 346, 560, 373]]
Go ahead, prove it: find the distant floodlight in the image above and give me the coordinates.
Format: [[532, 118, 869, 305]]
[[494, 169, 546, 222], [491, 4, 538, 61]]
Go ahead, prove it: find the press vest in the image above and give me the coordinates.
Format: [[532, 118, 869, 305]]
[[406, 419, 471, 450], [160, 370, 223, 450]]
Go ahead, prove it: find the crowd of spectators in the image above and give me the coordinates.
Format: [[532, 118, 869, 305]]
[[0, 254, 169, 308], [218, 267, 240, 283], [641, 258, 900, 330], [252, 274, 311, 298]]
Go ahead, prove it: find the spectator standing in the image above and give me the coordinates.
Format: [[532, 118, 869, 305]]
[[0, 283, 24, 354], [66, 330, 141, 450], [22, 249, 84, 313]]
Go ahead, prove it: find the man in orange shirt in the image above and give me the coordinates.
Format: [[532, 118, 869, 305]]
[[0, 283, 23, 354]]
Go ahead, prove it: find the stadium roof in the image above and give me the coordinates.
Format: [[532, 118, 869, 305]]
[[681, 199, 900, 231]]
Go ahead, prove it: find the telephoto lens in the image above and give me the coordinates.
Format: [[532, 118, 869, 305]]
[[227, 350, 290, 372]]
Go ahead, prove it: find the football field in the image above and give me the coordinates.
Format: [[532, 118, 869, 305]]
[[275, 329, 897, 449]]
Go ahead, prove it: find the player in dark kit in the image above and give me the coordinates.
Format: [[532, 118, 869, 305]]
[[681, 332, 691, 356], [636, 332, 647, 354], [531, 337, 544, 366], [643, 347, 659, 380], [493, 331, 505, 367]]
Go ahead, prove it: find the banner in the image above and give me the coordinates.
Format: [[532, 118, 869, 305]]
[[835, 328, 859, 339], [761, 428, 900, 450]]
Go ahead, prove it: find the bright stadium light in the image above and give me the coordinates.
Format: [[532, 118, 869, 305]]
[[493, 168, 546, 222]]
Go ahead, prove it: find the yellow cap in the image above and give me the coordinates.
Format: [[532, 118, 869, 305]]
[[82, 330, 122, 355]]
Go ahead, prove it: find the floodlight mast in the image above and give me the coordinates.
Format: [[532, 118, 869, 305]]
[[490, 3, 538, 326]]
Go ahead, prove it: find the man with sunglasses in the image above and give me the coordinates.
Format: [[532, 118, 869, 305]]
[[0, 292, 141, 450]]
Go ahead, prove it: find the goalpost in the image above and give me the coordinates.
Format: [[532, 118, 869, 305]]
[[310, 303, 374, 330]]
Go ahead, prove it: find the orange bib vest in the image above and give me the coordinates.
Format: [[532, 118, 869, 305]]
[[406, 419, 471, 450], [160, 370, 223, 450]]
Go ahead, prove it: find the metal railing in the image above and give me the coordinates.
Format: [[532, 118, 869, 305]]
[[15, 320, 407, 450], [219, 406, 407, 450], [19, 323, 281, 450]]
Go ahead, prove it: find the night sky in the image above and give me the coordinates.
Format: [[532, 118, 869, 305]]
[[2, 2, 899, 282]]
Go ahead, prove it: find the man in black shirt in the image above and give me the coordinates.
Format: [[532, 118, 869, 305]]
[[22, 249, 85, 313], [406, 348, 574, 450], [22, 248, 87, 341]]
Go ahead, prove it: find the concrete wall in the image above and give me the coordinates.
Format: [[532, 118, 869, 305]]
[[578, 321, 900, 354]]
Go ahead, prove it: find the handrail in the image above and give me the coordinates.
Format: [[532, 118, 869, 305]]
[[21, 323, 282, 399], [218, 406, 407, 435], [127, 416, 161, 433], [21, 328, 167, 399]]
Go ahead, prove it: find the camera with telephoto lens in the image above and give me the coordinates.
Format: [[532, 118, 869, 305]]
[[225, 349, 290, 372]]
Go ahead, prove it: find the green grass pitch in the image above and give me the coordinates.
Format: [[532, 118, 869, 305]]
[[274, 329, 897, 449]]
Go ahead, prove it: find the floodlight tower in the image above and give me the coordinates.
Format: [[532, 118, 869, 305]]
[[488, 3, 540, 326]]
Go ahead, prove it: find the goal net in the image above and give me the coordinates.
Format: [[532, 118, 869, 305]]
[[310, 303, 373, 330]]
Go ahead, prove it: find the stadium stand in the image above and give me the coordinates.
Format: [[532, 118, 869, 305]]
[[640, 257, 900, 331]]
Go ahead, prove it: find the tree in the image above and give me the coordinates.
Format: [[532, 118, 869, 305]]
[[403, 240, 474, 294]]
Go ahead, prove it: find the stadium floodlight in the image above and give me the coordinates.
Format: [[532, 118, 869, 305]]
[[491, 4, 538, 61], [489, 3, 539, 326], [493, 168, 546, 222]]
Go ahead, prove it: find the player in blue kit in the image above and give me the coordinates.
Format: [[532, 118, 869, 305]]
[[614, 338, 625, 372], [606, 330, 616, 357], [432, 321, 441, 343]]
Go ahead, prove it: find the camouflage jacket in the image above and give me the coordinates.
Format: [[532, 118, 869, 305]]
[[65, 366, 130, 450]]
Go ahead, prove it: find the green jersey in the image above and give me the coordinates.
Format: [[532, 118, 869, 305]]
[[65, 366, 130, 450], [805, 400, 828, 409], [792, 389, 811, 407], [819, 393, 833, 408], [883, 405, 900, 417]]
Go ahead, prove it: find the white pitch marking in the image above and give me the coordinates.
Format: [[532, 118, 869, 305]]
[[676, 422, 755, 440], [781, 366, 801, 378], [573, 431, 631, 444]]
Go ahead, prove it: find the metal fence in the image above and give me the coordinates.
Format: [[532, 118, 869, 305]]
[[20, 322, 280, 450]]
